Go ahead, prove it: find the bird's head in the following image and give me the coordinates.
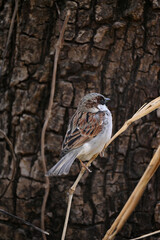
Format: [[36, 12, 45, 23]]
[[77, 93, 110, 113]]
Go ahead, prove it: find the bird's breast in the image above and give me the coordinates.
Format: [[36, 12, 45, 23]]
[[78, 111, 112, 161]]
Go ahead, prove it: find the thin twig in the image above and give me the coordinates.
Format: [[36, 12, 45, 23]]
[[55, 2, 61, 16], [130, 229, 160, 240], [103, 96, 160, 150], [61, 154, 99, 240], [0, 209, 49, 235], [0, 0, 19, 76], [61, 96, 160, 240], [102, 145, 160, 240], [40, 10, 71, 240], [0, 129, 17, 198], [61, 167, 86, 240]]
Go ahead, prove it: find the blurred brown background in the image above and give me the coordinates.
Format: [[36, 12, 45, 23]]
[[0, 0, 160, 239]]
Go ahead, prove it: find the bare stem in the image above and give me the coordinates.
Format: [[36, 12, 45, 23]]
[[102, 145, 160, 240], [61, 155, 98, 240], [104, 96, 160, 150], [40, 10, 70, 240], [130, 229, 160, 240], [61, 167, 86, 240], [61, 96, 160, 240], [0, 209, 49, 235], [61, 194, 73, 240]]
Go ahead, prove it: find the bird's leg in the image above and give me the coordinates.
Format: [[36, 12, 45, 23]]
[[100, 150, 105, 157], [79, 159, 92, 173]]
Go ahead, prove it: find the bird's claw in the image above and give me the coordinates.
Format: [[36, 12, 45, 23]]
[[79, 159, 92, 173]]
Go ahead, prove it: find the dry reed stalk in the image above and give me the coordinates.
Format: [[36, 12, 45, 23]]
[[61, 153, 99, 240], [130, 229, 160, 240], [104, 96, 160, 150], [62, 96, 160, 240], [41, 10, 70, 240], [103, 145, 160, 240], [61, 166, 86, 240]]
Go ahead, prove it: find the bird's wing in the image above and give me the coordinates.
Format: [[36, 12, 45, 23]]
[[61, 111, 105, 156]]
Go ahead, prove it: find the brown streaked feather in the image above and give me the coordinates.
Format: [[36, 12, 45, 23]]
[[61, 111, 105, 156]]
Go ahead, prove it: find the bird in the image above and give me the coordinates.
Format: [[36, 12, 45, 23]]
[[46, 93, 112, 176]]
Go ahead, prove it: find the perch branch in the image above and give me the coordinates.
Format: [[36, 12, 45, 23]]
[[0, 130, 17, 198], [103, 96, 160, 150], [62, 96, 160, 240], [0, 209, 49, 235], [61, 167, 86, 240], [102, 145, 160, 240], [61, 153, 99, 240], [130, 229, 160, 240], [40, 10, 70, 240], [0, 0, 19, 76]]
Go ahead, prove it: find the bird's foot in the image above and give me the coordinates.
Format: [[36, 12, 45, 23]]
[[100, 150, 105, 157], [79, 159, 92, 173]]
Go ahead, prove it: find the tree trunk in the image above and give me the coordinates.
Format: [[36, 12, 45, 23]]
[[0, 0, 160, 239]]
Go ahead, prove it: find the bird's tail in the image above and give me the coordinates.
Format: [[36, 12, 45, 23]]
[[46, 150, 79, 176]]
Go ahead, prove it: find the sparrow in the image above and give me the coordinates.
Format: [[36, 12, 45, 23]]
[[46, 93, 112, 176]]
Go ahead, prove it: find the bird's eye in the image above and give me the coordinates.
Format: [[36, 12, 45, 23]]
[[99, 97, 105, 105]]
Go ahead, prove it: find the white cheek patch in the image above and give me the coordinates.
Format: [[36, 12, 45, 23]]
[[90, 107, 99, 113], [98, 104, 108, 111]]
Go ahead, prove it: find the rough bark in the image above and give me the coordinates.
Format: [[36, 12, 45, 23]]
[[0, 0, 160, 240]]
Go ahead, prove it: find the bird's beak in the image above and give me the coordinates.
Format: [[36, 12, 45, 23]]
[[105, 97, 110, 103]]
